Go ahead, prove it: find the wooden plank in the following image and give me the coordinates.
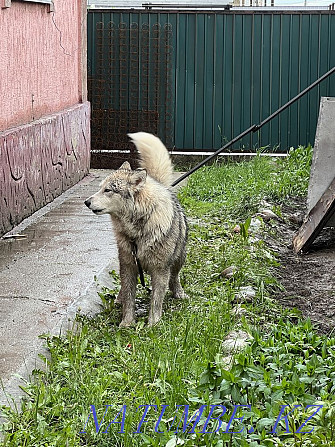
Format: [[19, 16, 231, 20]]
[[293, 176, 335, 253], [307, 97, 335, 227]]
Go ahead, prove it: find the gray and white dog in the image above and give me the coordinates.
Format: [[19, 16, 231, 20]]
[[85, 132, 187, 327]]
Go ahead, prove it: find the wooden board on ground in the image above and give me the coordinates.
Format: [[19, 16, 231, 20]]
[[293, 176, 335, 253], [307, 97, 335, 227]]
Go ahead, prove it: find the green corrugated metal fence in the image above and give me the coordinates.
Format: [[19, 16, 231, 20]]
[[88, 9, 335, 152]]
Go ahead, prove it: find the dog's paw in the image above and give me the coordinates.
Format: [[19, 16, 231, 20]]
[[119, 319, 135, 328], [147, 314, 161, 327], [174, 290, 189, 300], [114, 294, 123, 305]]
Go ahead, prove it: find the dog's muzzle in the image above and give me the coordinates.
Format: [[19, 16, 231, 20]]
[[85, 198, 105, 214]]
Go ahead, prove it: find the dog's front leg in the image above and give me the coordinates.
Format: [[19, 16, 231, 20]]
[[118, 262, 137, 328], [169, 259, 187, 300], [148, 269, 170, 326]]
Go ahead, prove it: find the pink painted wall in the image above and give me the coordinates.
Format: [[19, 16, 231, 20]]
[[0, 103, 90, 235], [0, 0, 90, 235], [0, 0, 85, 131]]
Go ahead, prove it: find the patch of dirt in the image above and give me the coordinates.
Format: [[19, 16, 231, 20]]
[[265, 197, 335, 334]]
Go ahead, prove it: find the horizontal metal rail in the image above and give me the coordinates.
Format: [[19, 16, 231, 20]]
[[143, 3, 232, 9], [172, 65, 335, 187]]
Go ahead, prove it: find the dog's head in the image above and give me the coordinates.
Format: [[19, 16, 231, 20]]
[[84, 161, 147, 216]]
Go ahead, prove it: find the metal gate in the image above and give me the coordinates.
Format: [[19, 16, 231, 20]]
[[88, 15, 173, 167], [88, 9, 335, 160]]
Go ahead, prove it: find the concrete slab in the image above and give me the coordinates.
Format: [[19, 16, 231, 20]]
[[0, 170, 118, 405], [307, 97, 335, 226]]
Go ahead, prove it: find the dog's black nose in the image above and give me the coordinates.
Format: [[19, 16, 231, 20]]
[[84, 198, 91, 208]]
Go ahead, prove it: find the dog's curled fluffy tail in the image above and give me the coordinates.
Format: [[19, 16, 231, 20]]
[[128, 132, 173, 187]]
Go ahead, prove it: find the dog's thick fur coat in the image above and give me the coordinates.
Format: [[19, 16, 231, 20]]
[[85, 132, 187, 326]]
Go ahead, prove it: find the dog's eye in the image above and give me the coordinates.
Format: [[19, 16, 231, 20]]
[[104, 184, 119, 193]]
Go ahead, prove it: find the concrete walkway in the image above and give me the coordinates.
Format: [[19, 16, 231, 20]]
[[0, 170, 118, 405]]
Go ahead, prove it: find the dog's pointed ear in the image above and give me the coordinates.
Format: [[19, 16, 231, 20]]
[[131, 169, 147, 188], [119, 161, 131, 171]]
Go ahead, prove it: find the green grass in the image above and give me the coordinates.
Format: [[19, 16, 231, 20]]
[[2, 145, 335, 446], [179, 145, 313, 219]]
